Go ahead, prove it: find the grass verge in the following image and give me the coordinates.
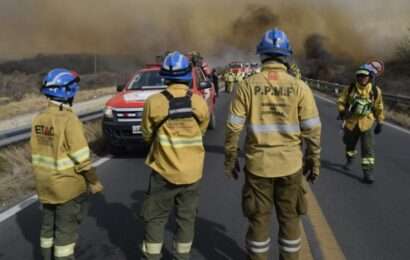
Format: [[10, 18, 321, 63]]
[[384, 108, 410, 129], [0, 119, 106, 210], [0, 86, 115, 121]]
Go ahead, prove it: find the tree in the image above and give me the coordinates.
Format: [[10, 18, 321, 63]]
[[397, 28, 410, 63]]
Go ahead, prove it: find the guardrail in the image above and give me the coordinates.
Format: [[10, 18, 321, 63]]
[[304, 78, 410, 109], [0, 109, 103, 148]]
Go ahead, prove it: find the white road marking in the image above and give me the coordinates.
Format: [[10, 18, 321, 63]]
[[0, 195, 38, 223], [383, 121, 410, 135], [0, 156, 112, 224], [315, 93, 410, 135], [92, 156, 112, 167], [314, 94, 336, 105]]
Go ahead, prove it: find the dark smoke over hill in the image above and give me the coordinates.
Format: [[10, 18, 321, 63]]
[[228, 5, 279, 52]]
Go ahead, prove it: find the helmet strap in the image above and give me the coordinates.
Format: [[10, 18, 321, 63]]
[[67, 97, 74, 106]]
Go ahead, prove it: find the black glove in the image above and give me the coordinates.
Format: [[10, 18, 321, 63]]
[[374, 123, 383, 135], [303, 159, 319, 184], [232, 159, 241, 180], [224, 149, 241, 180], [337, 111, 345, 121]]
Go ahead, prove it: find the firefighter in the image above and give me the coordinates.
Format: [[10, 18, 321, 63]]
[[224, 29, 321, 260], [140, 51, 209, 260], [337, 64, 384, 183], [31, 68, 104, 260], [211, 68, 219, 96], [235, 71, 244, 83], [224, 70, 235, 93]]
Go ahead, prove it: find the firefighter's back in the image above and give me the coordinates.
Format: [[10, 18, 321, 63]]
[[31, 103, 87, 204], [238, 61, 318, 177], [144, 85, 209, 184]]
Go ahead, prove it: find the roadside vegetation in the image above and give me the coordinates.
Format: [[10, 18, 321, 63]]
[[0, 86, 115, 121], [0, 54, 136, 120], [384, 108, 410, 129], [308, 29, 410, 129], [300, 28, 410, 97], [0, 119, 105, 209], [0, 71, 126, 102]]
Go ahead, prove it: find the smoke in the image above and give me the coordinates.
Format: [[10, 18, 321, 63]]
[[227, 5, 279, 52], [305, 34, 332, 60], [0, 0, 409, 65]]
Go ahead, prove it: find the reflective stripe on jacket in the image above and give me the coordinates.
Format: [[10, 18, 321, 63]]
[[337, 83, 384, 131], [142, 84, 210, 184], [225, 61, 321, 177], [31, 101, 96, 204]]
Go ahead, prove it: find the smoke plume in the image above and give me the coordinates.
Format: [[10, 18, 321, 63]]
[[0, 0, 408, 64]]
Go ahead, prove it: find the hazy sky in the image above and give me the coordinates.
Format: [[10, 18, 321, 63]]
[[0, 0, 408, 61]]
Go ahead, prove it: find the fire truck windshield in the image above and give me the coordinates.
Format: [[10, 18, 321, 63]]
[[129, 71, 166, 90]]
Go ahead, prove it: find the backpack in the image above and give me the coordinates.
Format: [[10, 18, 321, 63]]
[[152, 90, 200, 136], [345, 80, 379, 115]]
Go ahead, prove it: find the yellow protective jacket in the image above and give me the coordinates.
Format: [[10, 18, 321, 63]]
[[235, 73, 244, 82], [225, 72, 235, 83], [31, 101, 98, 204], [337, 83, 384, 131], [289, 63, 302, 80], [225, 61, 322, 177], [142, 84, 210, 185]]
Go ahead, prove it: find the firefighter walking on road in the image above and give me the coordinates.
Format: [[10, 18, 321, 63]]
[[337, 64, 384, 183], [224, 70, 235, 93], [211, 68, 219, 96], [140, 51, 209, 260], [224, 29, 321, 260], [31, 68, 104, 260]]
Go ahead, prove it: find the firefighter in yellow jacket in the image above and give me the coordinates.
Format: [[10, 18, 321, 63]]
[[224, 29, 321, 260], [337, 64, 384, 183], [224, 71, 235, 93], [141, 51, 209, 260], [31, 68, 104, 260]]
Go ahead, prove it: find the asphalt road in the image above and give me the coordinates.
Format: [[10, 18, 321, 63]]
[[312, 95, 410, 260], [0, 91, 409, 260]]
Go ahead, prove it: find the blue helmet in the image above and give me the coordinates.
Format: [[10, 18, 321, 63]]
[[41, 68, 80, 101], [356, 64, 377, 76], [160, 51, 192, 82], [256, 28, 293, 57]]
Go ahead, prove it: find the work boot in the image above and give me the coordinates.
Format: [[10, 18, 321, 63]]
[[343, 157, 354, 170], [363, 170, 374, 184]]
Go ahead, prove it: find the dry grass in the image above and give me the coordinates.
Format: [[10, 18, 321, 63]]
[[0, 86, 115, 121], [0, 144, 34, 208], [0, 119, 104, 209], [84, 120, 108, 158], [384, 108, 410, 129]]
